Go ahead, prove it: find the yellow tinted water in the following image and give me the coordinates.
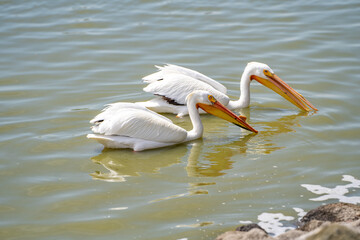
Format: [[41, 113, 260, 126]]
[[1, 1, 360, 239]]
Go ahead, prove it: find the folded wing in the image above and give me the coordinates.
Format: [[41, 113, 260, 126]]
[[90, 103, 187, 143], [143, 71, 229, 106]]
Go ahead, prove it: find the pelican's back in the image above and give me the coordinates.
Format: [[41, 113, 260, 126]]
[[143, 64, 227, 94], [143, 73, 229, 106], [90, 103, 187, 143]]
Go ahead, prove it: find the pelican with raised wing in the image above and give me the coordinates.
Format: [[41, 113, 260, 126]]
[[87, 90, 257, 151], [139, 62, 317, 117]]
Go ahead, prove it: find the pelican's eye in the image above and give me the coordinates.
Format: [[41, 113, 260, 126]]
[[263, 69, 273, 77], [208, 95, 217, 104]]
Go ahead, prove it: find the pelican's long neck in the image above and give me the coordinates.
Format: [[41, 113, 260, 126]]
[[185, 96, 203, 141], [227, 66, 252, 109]]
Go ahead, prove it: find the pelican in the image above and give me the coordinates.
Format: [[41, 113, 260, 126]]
[[87, 90, 257, 151], [138, 62, 317, 117]]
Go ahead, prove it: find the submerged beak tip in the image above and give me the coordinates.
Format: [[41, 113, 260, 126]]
[[249, 127, 258, 134], [310, 105, 319, 111]]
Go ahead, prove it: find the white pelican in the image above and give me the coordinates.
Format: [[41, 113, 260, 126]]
[[138, 62, 317, 117], [87, 90, 257, 151]]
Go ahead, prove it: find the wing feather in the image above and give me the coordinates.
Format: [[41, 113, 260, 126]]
[[143, 73, 229, 106], [142, 64, 227, 94], [90, 103, 187, 143]]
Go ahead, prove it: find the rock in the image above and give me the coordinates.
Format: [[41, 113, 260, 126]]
[[348, 219, 360, 228], [215, 229, 273, 240], [236, 223, 267, 233], [214, 203, 360, 240], [276, 230, 305, 240], [297, 222, 360, 240], [299, 219, 329, 232], [300, 202, 360, 224]]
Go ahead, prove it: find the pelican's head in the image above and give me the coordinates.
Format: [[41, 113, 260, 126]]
[[246, 62, 317, 111], [188, 90, 257, 133]]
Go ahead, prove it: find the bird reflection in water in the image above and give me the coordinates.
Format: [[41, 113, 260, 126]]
[[185, 136, 254, 178], [90, 145, 188, 182]]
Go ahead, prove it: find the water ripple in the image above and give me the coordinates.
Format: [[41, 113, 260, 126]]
[[1, 1, 360, 240]]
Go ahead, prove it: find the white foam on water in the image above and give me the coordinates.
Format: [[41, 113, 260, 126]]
[[257, 212, 295, 236], [301, 175, 360, 204], [293, 207, 307, 221]]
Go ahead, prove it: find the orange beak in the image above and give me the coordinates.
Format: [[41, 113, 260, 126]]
[[197, 101, 258, 133], [251, 74, 318, 111]]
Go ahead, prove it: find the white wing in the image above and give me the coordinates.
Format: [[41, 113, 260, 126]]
[[143, 73, 230, 106], [90, 103, 187, 143], [143, 64, 227, 94]]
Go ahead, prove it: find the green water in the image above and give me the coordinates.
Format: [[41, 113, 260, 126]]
[[1, 1, 360, 239]]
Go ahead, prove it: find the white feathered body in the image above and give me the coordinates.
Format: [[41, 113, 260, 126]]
[[87, 103, 188, 151], [139, 64, 230, 117]]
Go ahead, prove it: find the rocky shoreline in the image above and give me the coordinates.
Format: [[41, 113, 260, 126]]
[[215, 202, 360, 240]]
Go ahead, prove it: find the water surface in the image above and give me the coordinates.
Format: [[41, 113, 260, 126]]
[[1, 1, 360, 239]]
